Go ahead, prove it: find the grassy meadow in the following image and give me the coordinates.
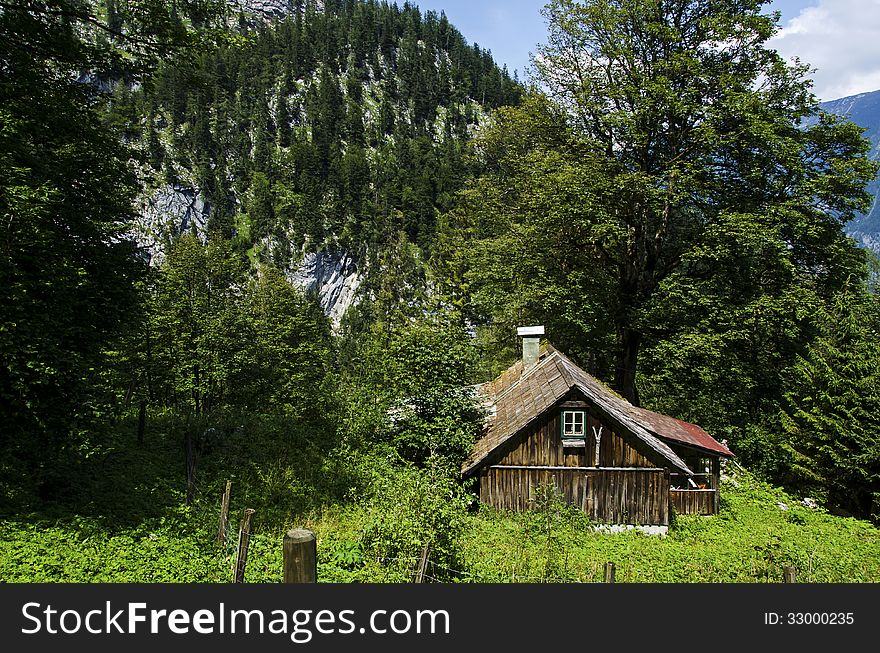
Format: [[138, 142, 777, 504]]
[[1, 413, 876, 584]]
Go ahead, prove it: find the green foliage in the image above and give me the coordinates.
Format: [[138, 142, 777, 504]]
[[526, 482, 593, 581], [0, 515, 231, 583], [438, 0, 880, 521], [351, 458, 472, 582], [147, 235, 255, 414], [339, 307, 483, 468], [447, 0, 877, 402], [247, 266, 337, 423], [127, 0, 521, 265], [4, 0, 878, 588], [138, 236, 336, 421], [437, 95, 619, 379], [776, 288, 880, 522], [0, 83, 143, 471], [458, 470, 879, 583], [4, 456, 875, 583], [0, 0, 226, 489]]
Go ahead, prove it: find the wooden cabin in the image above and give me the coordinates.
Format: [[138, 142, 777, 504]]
[[461, 329, 734, 527]]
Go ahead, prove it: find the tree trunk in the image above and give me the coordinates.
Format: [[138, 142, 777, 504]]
[[137, 400, 147, 445], [614, 327, 642, 406], [185, 429, 196, 506]]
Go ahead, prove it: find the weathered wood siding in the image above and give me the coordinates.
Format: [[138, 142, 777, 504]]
[[495, 407, 654, 469], [475, 393, 677, 525], [670, 489, 717, 516], [479, 467, 670, 526]]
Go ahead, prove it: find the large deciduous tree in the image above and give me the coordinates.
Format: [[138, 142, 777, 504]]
[[453, 0, 876, 404]]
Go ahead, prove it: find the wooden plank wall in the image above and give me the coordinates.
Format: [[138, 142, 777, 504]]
[[670, 489, 717, 515], [496, 410, 654, 469], [479, 467, 670, 526]]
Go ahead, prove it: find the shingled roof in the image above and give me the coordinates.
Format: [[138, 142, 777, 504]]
[[462, 345, 719, 478], [628, 407, 734, 458]]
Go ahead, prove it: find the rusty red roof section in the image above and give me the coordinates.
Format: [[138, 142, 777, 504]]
[[628, 407, 734, 458], [462, 344, 696, 478]]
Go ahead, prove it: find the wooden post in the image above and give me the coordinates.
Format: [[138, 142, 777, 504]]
[[604, 561, 616, 584], [233, 509, 256, 583], [783, 566, 797, 583], [415, 544, 431, 583], [217, 480, 232, 545], [712, 457, 720, 515], [283, 529, 317, 584]]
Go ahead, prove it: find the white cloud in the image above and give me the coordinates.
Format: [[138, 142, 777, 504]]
[[769, 0, 880, 100], [770, 0, 880, 101]]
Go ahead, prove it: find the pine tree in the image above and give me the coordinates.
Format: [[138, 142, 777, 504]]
[[778, 288, 880, 522]]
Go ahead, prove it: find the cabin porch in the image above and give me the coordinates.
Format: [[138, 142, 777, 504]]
[[669, 469, 720, 516]]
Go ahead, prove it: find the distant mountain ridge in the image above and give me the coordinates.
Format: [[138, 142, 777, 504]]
[[819, 89, 880, 253]]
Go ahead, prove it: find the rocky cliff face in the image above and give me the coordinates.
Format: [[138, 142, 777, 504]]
[[288, 251, 363, 329], [136, 184, 362, 326], [127, 0, 514, 327], [229, 1, 297, 20], [137, 185, 210, 265]]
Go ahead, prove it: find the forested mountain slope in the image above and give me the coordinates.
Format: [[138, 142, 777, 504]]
[[113, 0, 520, 322]]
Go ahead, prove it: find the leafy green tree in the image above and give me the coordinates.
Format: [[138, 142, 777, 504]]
[[437, 96, 619, 378], [0, 0, 224, 487], [340, 310, 483, 470], [0, 84, 142, 467], [526, 0, 877, 403], [636, 209, 824, 438], [439, 0, 879, 517], [149, 235, 257, 415], [381, 319, 483, 467], [248, 265, 337, 426]]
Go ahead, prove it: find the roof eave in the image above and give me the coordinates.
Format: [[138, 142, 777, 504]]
[[656, 438, 736, 459]]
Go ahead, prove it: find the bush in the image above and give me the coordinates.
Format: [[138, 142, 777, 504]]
[[354, 457, 471, 581]]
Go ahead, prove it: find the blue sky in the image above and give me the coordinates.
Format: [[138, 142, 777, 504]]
[[411, 1, 878, 101]]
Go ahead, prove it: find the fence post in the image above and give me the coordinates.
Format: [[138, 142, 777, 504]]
[[604, 562, 616, 584], [783, 566, 797, 583], [233, 509, 256, 583], [217, 480, 232, 545], [415, 544, 431, 583], [283, 529, 317, 584]]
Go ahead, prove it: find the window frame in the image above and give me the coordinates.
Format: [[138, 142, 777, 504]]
[[561, 409, 587, 441]]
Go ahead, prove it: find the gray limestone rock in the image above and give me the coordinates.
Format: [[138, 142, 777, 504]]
[[137, 185, 209, 264], [288, 250, 363, 329], [230, 0, 297, 19], [134, 183, 362, 326]]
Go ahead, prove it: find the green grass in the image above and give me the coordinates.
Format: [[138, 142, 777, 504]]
[[1, 414, 876, 583], [1, 470, 876, 583], [455, 473, 879, 583]]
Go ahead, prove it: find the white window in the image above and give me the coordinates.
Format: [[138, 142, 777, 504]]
[[562, 410, 586, 439]]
